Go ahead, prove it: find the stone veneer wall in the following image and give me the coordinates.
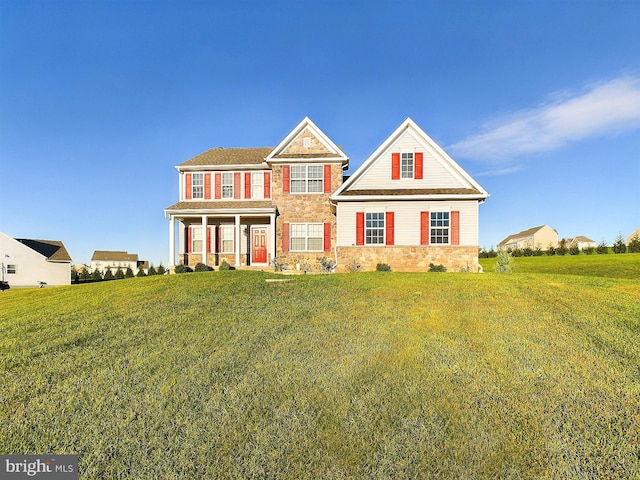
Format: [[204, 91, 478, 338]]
[[336, 246, 480, 272], [270, 163, 343, 265]]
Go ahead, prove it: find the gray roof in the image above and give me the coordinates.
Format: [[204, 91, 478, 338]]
[[179, 147, 273, 167], [17, 239, 72, 262]]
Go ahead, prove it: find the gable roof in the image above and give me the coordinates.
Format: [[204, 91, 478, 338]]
[[178, 147, 273, 169], [16, 239, 72, 262], [266, 117, 349, 166], [497, 225, 557, 247], [91, 250, 138, 262], [332, 117, 488, 200]]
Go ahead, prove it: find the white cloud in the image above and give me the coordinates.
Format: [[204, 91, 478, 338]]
[[449, 75, 640, 165]]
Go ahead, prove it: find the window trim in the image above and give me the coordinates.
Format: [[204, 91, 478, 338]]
[[221, 172, 234, 199], [192, 173, 204, 199], [401, 152, 414, 179], [191, 226, 203, 252], [290, 223, 324, 252], [290, 165, 324, 194], [6, 264, 16, 274], [251, 172, 264, 200], [220, 226, 235, 254], [430, 211, 450, 245], [365, 212, 385, 245]]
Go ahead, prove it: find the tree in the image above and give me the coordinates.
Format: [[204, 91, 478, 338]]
[[156, 264, 166, 275], [91, 268, 102, 281], [125, 267, 134, 278], [147, 265, 157, 276], [103, 268, 115, 280], [569, 243, 580, 255], [628, 234, 640, 253], [556, 239, 568, 256], [612, 234, 627, 254], [115, 267, 125, 279], [80, 267, 90, 281], [596, 238, 608, 254], [136, 267, 147, 277], [495, 250, 514, 273]]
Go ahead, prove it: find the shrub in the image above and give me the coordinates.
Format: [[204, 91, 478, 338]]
[[511, 248, 523, 257], [125, 267, 134, 278], [522, 247, 534, 257], [91, 268, 102, 281], [174, 264, 192, 274], [115, 267, 125, 280], [546, 244, 556, 256], [494, 250, 514, 273], [219, 260, 233, 271], [194, 263, 213, 272], [271, 258, 288, 272], [596, 239, 609, 254], [345, 258, 362, 273], [80, 267, 90, 281], [628, 234, 640, 253], [156, 264, 166, 275], [136, 268, 147, 277], [376, 263, 391, 272], [147, 265, 157, 276], [612, 234, 627, 254], [103, 268, 115, 280], [428, 263, 447, 272], [569, 244, 580, 256], [583, 246, 595, 255], [317, 257, 336, 273], [556, 239, 568, 256]]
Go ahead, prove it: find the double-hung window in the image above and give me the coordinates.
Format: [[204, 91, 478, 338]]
[[221, 172, 233, 199], [291, 165, 323, 193], [191, 226, 203, 252], [430, 212, 450, 244], [6, 264, 16, 274], [251, 172, 264, 199], [221, 226, 234, 253], [192, 173, 204, 199], [290, 223, 323, 251], [365, 213, 385, 245], [401, 153, 414, 179]]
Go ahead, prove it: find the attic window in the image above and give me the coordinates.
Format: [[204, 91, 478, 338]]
[[303, 137, 311, 148]]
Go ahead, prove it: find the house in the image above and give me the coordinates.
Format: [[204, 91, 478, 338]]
[[627, 227, 640, 245], [0, 232, 72, 287], [565, 236, 596, 250], [90, 250, 147, 275], [497, 225, 558, 251], [165, 117, 489, 272]]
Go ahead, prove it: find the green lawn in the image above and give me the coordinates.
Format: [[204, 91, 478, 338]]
[[1, 265, 639, 478]]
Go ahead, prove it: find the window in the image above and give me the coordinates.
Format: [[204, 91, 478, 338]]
[[7, 264, 16, 274], [221, 226, 234, 253], [221, 172, 233, 198], [290, 223, 323, 251], [303, 137, 311, 148], [430, 212, 450, 244], [291, 165, 323, 193], [366, 213, 385, 245], [192, 173, 204, 199], [191, 226, 203, 252], [251, 172, 264, 199], [401, 153, 414, 179]]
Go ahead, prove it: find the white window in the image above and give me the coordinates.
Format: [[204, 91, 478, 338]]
[[303, 137, 311, 148], [401, 153, 414, 179], [291, 165, 323, 193], [7, 264, 16, 274], [222, 172, 233, 199], [221, 226, 234, 253], [290, 223, 323, 251], [430, 212, 450, 244], [252, 172, 264, 199], [365, 213, 385, 245], [192, 173, 204, 199], [191, 226, 203, 252]]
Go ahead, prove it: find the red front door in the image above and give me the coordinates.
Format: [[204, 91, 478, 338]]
[[252, 228, 267, 263]]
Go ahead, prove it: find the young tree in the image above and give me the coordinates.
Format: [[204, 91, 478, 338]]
[[103, 268, 115, 280], [569, 243, 580, 255], [612, 234, 627, 254], [147, 265, 157, 276], [125, 267, 134, 278], [80, 267, 90, 281], [91, 268, 102, 281], [494, 250, 514, 273], [115, 267, 125, 279], [136, 267, 147, 277], [156, 264, 166, 275], [628, 233, 640, 253], [596, 238, 609, 254]]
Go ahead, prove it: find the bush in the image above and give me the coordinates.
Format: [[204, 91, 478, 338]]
[[345, 258, 362, 273], [628, 234, 640, 253], [428, 263, 447, 272], [115, 267, 125, 280], [80, 267, 90, 281], [546, 244, 556, 256], [596, 239, 609, 254], [612, 234, 627, 254], [376, 263, 391, 272], [219, 260, 233, 271], [511, 248, 523, 257], [156, 264, 166, 275], [125, 267, 135, 278], [194, 263, 213, 272], [583, 246, 595, 255], [136, 268, 147, 277], [91, 268, 102, 281], [495, 250, 514, 273], [317, 257, 336, 273], [147, 265, 157, 276], [174, 264, 193, 274], [270, 258, 288, 272], [569, 244, 580, 256], [103, 268, 115, 281]]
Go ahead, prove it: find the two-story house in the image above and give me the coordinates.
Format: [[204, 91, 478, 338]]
[[165, 117, 489, 272]]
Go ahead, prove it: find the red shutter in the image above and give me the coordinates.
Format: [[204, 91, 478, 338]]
[[215, 173, 221, 199], [206, 227, 211, 253], [282, 223, 290, 252], [356, 212, 365, 246], [216, 226, 221, 253], [264, 171, 271, 198], [186, 226, 192, 253], [420, 212, 430, 245], [234, 173, 241, 199], [324, 164, 331, 193], [204, 173, 211, 199], [244, 172, 251, 199], [391, 153, 400, 180], [283, 165, 290, 194], [324, 222, 331, 251], [185, 173, 192, 199], [415, 152, 423, 180], [451, 211, 460, 245], [385, 212, 394, 246]]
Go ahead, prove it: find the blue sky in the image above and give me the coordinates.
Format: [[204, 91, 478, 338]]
[[1, 0, 638, 266]]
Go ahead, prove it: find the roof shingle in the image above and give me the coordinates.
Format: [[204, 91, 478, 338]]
[[179, 147, 273, 167]]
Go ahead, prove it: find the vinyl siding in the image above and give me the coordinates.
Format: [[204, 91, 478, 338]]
[[351, 130, 466, 190], [337, 200, 479, 247]]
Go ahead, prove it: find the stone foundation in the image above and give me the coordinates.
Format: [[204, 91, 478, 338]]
[[336, 246, 480, 272]]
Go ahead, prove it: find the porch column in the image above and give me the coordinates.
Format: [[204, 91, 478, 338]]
[[235, 215, 241, 267], [269, 213, 276, 264], [168, 214, 176, 267], [202, 215, 208, 265]]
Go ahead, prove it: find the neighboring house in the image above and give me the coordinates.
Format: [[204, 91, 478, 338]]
[[90, 250, 147, 275], [627, 227, 640, 245], [497, 225, 558, 251], [565, 236, 596, 250], [0, 231, 72, 287], [165, 117, 489, 272]]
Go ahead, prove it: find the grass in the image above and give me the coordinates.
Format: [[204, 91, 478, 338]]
[[1, 259, 639, 478]]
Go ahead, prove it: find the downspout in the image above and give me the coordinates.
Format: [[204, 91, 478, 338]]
[[329, 198, 339, 270]]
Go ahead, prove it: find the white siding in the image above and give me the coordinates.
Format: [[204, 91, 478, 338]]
[[351, 130, 466, 190], [337, 200, 479, 246]]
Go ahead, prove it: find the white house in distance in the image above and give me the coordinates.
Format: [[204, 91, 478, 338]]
[[0, 232, 72, 287], [497, 225, 559, 250], [90, 250, 148, 275]]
